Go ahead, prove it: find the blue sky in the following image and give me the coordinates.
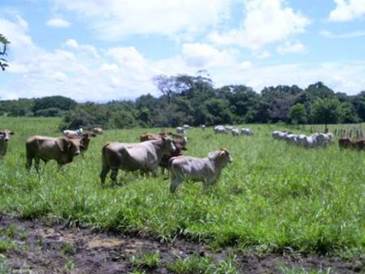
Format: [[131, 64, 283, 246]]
[[0, 0, 365, 101]]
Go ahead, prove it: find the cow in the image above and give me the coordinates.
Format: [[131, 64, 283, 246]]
[[66, 132, 96, 156], [214, 125, 227, 134], [25, 136, 83, 172], [63, 128, 83, 138], [176, 127, 186, 135], [231, 128, 240, 136], [241, 128, 253, 136], [139, 132, 187, 176], [168, 148, 232, 193], [92, 127, 103, 135], [100, 137, 176, 185], [183, 124, 191, 130], [200, 124, 206, 130], [0, 129, 14, 159]]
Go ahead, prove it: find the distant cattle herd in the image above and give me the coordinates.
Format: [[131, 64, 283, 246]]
[[0, 124, 364, 192]]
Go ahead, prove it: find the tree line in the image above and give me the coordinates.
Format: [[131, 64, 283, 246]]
[[1, 74, 365, 130]]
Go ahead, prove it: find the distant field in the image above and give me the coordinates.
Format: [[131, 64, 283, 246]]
[[0, 117, 364, 256]]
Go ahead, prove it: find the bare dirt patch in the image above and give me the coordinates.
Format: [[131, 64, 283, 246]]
[[0, 214, 363, 273]]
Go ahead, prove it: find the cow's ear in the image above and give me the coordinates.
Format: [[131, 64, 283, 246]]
[[9, 131, 14, 135]]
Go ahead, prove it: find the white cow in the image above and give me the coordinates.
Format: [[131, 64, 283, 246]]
[[241, 128, 253, 136], [176, 127, 186, 135], [231, 128, 240, 136], [214, 125, 227, 134], [63, 128, 83, 138], [168, 149, 232, 193], [100, 138, 176, 184]]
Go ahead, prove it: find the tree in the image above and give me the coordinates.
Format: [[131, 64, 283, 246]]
[[289, 103, 307, 124], [0, 34, 10, 71], [310, 98, 342, 127]]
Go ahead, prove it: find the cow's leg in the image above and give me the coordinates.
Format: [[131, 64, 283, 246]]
[[34, 157, 41, 173], [170, 175, 182, 193], [25, 156, 33, 171], [110, 168, 119, 184], [100, 164, 110, 185]]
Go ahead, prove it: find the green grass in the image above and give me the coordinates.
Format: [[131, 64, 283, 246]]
[[166, 254, 238, 274], [131, 252, 161, 270], [0, 117, 364, 255]]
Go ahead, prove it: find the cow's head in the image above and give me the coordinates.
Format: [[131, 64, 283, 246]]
[[58, 137, 81, 156], [79, 132, 96, 151], [161, 136, 176, 155], [0, 130, 14, 142]]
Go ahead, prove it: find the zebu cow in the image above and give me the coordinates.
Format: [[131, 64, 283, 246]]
[[176, 127, 186, 135], [140, 132, 187, 175], [231, 128, 240, 136], [168, 149, 232, 193], [241, 128, 253, 136], [25, 136, 83, 172], [0, 129, 14, 159], [214, 125, 227, 134], [100, 138, 176, 184], [63, 128, 83, 138]]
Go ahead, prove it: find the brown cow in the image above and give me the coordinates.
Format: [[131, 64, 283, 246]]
[[66, 132, 96, 156], [338, 138, 353, 150], [139, 132, 187, 176], [26, 136, 83, 172], [0, 129, 14, 159]]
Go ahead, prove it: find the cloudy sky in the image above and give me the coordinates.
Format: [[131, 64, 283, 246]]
[[0, 0, 365, 101]]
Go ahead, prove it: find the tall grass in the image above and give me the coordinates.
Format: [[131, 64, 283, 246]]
[[0, 117, 364, 254]]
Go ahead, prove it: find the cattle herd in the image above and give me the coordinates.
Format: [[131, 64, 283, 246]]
[[0, 125, 364, 193]]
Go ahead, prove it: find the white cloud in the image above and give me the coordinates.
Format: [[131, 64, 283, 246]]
[[277, 41, 306, 54], [320, 30, 365, 39], [329, 0, 365, 22], [52, 0, 232, 40], [181, 43, 237, 68], [46, 17, 71, 28], [209, 0, 309, 49]]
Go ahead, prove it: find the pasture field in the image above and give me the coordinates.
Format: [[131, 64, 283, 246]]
[[0, 117, 364, 261]]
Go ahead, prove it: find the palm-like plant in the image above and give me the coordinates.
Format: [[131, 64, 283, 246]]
[[0, 33, 10, 71]]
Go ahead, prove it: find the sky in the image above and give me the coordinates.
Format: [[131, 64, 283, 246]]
[[0, 0, 365, 102]]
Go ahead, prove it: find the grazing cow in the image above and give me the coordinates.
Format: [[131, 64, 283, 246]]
[[168, 149, 232, 193], [225, 125, 234, 132], [231, 128, 240, 136], [200, 124, 206, 130], [339, 138, 353, 150], [0, 129, 14, 159], [100, 137, 176, 184], [25, 136, 83, 172], [241, 128, 253, 136], [63, 128, 83, 138], [92, 127, 103, 135], [214, 125, 227, 134], [183, 124, 191, 130], [176, 127, 186, 135]]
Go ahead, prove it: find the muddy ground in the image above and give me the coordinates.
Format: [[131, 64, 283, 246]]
[[0, 214, 363, 274]]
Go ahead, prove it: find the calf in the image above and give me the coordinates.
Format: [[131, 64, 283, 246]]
[[26, 136, 83, 172], [168, 149, 232, 193], [0, 129, 14, 159]]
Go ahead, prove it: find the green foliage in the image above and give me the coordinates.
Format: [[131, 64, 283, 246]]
[[0, 33, 9, 71], [289, 103, 307, 124], [311, 98, 342, 124]]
